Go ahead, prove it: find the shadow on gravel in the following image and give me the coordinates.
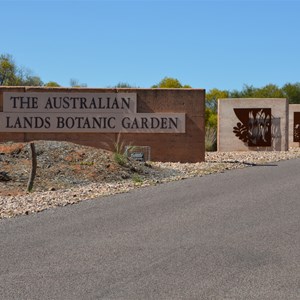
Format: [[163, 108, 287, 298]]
[[250, 163, 278, 167], [214, 161, 278, 167]]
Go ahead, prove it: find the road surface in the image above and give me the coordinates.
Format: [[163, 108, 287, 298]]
[[1, 159, 300, 299]]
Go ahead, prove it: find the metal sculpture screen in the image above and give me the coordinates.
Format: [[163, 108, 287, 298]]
[[294, 112, 300, 143], [233, 108, 272, 147]]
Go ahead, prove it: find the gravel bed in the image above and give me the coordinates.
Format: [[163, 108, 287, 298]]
[[1, 147, 300, 220]]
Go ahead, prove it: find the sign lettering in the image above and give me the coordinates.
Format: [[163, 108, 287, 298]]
[[0, 92, 185, 133], [3, 92, 137, 113]]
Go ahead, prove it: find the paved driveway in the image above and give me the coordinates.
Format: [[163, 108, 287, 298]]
[[1, 159, 300, 299]]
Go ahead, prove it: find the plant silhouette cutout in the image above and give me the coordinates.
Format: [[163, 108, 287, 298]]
[[294, 112, 300, 142], [233, 122, 248, 143], [233, 108, 272, 147]]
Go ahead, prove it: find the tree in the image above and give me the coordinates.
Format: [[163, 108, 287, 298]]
[[204, 89, 228, 152], [0, 54, 18, 85], [253, 84, 285, 98], [152, 76, 191, 88], [230, 84, 257, 98], [205, 107, 217, 128], [44, 81, 61, 87], [114, 82, 134, 88], [229, 84, 285, 98], [20, 74, 43, 86], [282, 82, 300, 104], [206, 88, 229, 113], [70, 78, 87, 87], [0, 54, 43, 86]]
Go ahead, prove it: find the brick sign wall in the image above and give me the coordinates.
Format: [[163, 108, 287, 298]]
[[0, 87, 205, 162]]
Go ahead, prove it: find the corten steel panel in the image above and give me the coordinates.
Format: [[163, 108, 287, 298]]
[[233, 108, 272, 147], [294, 112, 300, 143], [0, 87, 205, 162], [288, 105, 300, 147]]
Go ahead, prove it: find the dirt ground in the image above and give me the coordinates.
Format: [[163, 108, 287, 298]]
[[0, 141, 152, 197]]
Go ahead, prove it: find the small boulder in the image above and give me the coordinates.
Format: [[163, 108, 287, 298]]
[[0, 171, 11, 181]]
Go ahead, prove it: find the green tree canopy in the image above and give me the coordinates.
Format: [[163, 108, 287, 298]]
[[70, 78, 87, 87], [205, 107, 218, 128], [230, 84, 285, 98], [113, 82, 134, 88], [282, 83, 300, 104], [44, 81, 61, 87], [0, 54, 18, 85], [0, 54, 43, 86], [20, 74, 43, 86], [206, 88, 229, 112], [152, 76, 191, 88]]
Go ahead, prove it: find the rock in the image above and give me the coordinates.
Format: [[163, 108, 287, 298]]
[[0, 171, 11, 181]]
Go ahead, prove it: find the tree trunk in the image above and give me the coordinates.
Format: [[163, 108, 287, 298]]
[[27, 142, 37, 192]]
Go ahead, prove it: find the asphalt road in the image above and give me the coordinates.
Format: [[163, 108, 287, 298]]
[[1, 159, 300, 300]]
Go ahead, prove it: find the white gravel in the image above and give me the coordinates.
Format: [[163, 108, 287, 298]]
[[1, 148, 300, 219]]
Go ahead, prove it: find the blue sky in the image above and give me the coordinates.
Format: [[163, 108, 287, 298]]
[[1, 0, 300, 91]]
